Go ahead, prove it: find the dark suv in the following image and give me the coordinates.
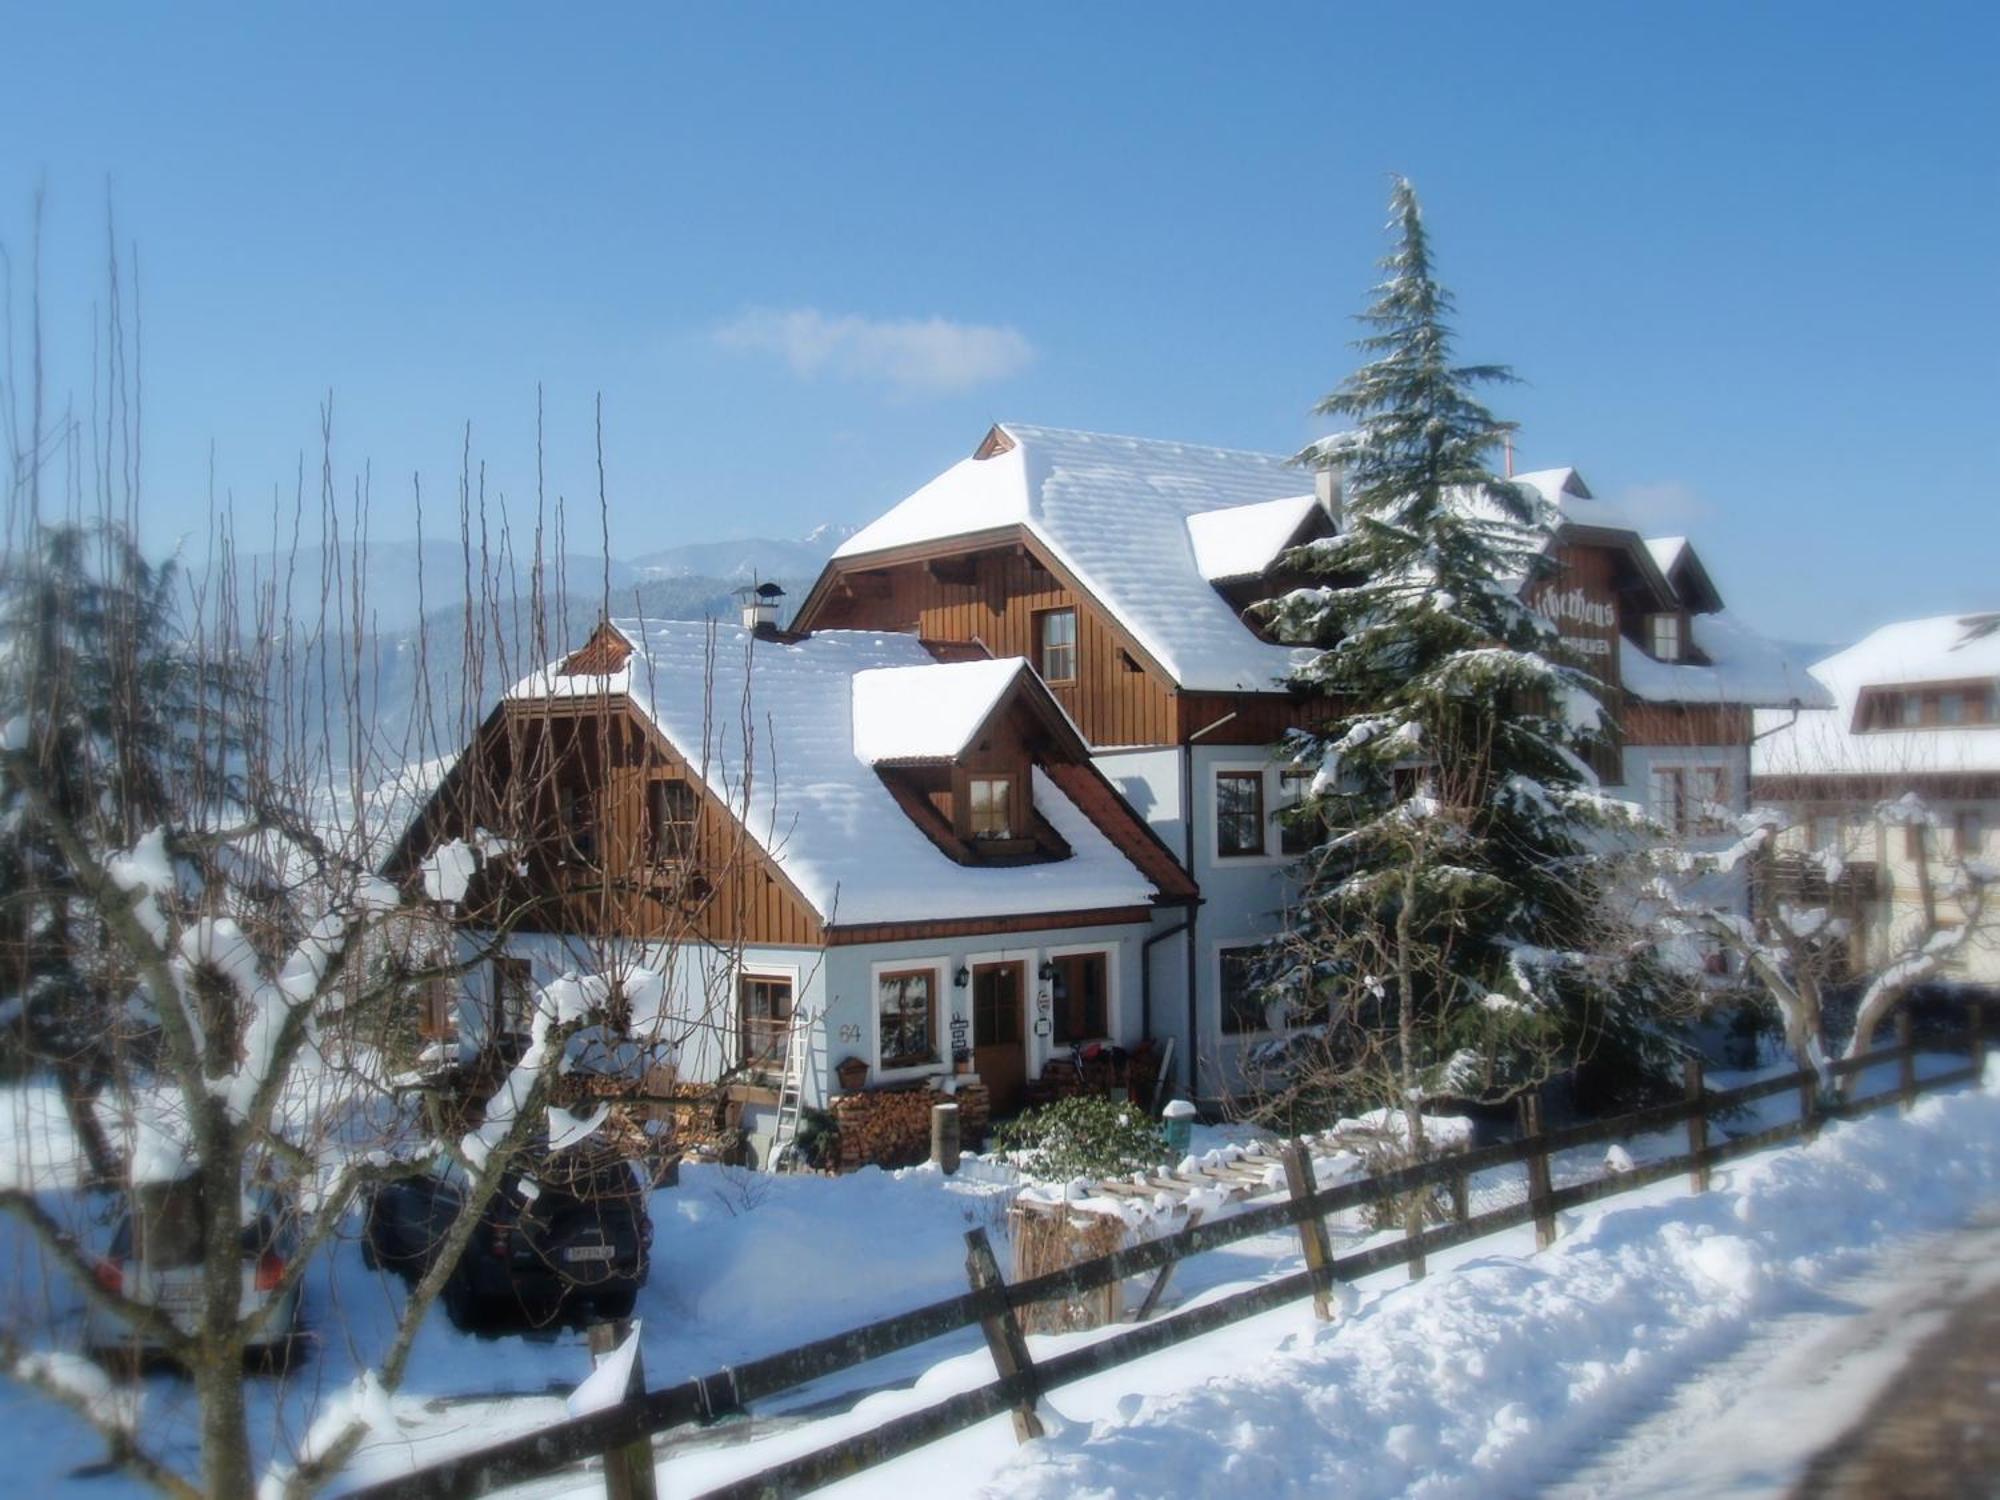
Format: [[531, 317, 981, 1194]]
[[362, 1140, 651, 1330]]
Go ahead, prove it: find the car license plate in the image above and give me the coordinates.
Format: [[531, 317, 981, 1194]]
[[564, 1244, 614, 1263]]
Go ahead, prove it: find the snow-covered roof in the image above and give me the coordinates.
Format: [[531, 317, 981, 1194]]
[[1752, 613, 2000, 779], [1621, 610, 1832, 710], [1645, 537, 1689, 578], [851, 657, 1027, 764], [511, 623, 1161, 926], [834, 423, 1316, 693], [1184, 493, 1321, 582]]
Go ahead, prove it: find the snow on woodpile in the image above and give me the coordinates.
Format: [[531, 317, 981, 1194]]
[[1622, 609, 1831, 709], [835, 423, 1317, 692], [513, 624, 1159, 925], [850, 657, 1028, 763], [1755, 612, 2000, 778]]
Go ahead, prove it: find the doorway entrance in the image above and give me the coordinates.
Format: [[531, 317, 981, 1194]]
[[972, 960, 1028, 1117]]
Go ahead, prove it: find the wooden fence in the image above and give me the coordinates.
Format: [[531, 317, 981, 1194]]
[[349, 1010, 1988, 1500]]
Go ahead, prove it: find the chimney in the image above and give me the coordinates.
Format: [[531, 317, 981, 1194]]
[[1314, 465, 1343, 529], [735, 580, 787, 637]]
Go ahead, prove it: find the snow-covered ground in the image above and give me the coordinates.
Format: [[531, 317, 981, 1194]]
[[3, 1059, 1995, 1498]]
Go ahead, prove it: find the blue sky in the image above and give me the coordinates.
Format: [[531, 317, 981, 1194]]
[[3, 2, 1994, 643]]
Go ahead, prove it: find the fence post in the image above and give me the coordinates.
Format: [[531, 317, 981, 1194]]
[[1449, 1166, 1470, 1225], [1281, 1141, 1335, 1321], [1798, 1062, 1819, 1141], [964, 1227, 1045, 1443], [931, 1101, 961, 1175], [1684, 1056, 1710, 1194], [1897, 1009, 1917, 1113], [1520, 1094, 1556, 1251], [1973, 1002, 1988, 1075], [585, 1321, 658, 1500]]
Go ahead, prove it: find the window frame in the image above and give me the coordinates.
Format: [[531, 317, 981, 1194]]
[[1954, 809, 1987, 858], [1035, 606, 1079, 685], [492, 956, 534, 1038], [966, 773, 1017, 841], [737, 967, 797, 1078], [1214, 769, 1268, 860], [873, 963, 942, 1073], [1045, 945, 1114, 1046], [1648, 612, 1683, 663], [646, 777, 700, 866], [1217, 942, 1274, 1037]]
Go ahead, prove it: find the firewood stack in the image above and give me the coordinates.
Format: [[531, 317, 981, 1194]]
[[833, 1081, 990, 1171]]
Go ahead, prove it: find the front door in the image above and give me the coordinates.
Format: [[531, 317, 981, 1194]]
[[972, 961, 1028, 1117]]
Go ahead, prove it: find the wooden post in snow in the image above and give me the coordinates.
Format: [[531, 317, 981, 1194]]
[[1684, 1056, 1710, 1194], [931, 1101, 961, 1175], [1281, 1141, 1336, 1320], [1971, 1002, 1987, 1075], [1520, 1094, 1556, 1252], [586, 1321, 658, 1500], [964, 1228, 1045, 1443], [1897, 1009, 1917, 1113], [1798, 1062, 1820, 1142]]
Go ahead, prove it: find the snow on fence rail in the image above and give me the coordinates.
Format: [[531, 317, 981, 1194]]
[[349, 1009, 1989, 1500]]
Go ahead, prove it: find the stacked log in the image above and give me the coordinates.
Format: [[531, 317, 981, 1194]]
[[833, 1082, 990, 1171]]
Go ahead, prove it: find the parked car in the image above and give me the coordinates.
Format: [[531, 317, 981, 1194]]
[[85, 1178, 303, 1369], [362, 1138, 651, 1330]]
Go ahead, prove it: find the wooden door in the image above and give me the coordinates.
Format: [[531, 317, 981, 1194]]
[[972, 961, 1028, 1117]]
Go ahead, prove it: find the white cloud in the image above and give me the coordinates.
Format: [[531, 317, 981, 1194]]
[[713, 307, 1033, 396], [1604, 480, 1714, 532]]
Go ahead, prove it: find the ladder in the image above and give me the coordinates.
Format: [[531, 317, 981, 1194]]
[[764, 1006, 813, 1174]]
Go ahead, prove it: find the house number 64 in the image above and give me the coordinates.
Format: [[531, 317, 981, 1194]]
[[837, 1023, 862, 1044]]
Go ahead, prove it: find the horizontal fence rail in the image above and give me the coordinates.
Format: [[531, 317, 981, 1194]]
[[350, 1011, 1988, 1500]]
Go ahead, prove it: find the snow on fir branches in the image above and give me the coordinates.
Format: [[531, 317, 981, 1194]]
[[1246, 178, 1680, 1138]]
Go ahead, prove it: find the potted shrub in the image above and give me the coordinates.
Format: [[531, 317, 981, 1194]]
[[835, 1055, 869, 1093]]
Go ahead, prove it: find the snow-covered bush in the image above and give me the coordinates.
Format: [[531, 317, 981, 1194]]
[[993, 1095, 1168, 1182]]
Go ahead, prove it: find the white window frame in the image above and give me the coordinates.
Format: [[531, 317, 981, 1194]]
[[1043, 942, 1120, 1047], [737, 960, 802, 1079], [867, 957, 948, 1082], [1649, 612, 1683, 663], [1210, 760, 1288, 864]]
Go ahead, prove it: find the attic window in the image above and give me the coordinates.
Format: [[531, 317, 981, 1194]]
[[1036, 608, 1077, 684], [1649, 613, 1682, 662], [968, 776, 1014, 840], [647, 779, 699, 864]]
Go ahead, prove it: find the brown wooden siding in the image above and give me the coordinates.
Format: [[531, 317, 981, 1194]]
[[1622, 701, 1752, 748], [807, 543, 1180, 748], [825, 906, 1156, 947], [417, 698, 825, 949]]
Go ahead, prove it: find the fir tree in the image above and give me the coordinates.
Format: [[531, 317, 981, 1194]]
[[1255, 178, 1675, 1139]]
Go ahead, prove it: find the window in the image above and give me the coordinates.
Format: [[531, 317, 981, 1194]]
[[1955, 810, 1987, 858], [876, 969, 938, 1068], [738, 973, 793, 1074], [492, 957, 534, 1036], [1216, 771, 1265, 858], [1649, 613, 1683, 662], [1036, 608, 1078, 683], [1278, 769, 1316, 856], [646, 779, 699, 864], [559, 783, 597, 861], [1812, 815, 1839, 852], [968, 776, 1014, 840], [1219, 947, 1268, 1035], [1652, 766, 1729, 836], [1050, 952, 1109, 1044], [1904, 823, 1926, 861], [1900, 694, 1922, 727], [1939, 692, 1965, 726]]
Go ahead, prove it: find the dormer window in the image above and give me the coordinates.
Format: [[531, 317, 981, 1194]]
[[1649, 612, 1683, 662], [1901, 693, 1922, 727], [1939, 692, 1965, 726], [968, 776, 1014, 839], [647, 778, 699, 864]]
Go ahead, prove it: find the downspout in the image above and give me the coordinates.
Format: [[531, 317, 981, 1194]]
[[1181, 710, 1240, 1099], [1141, 915, 1191, 1042]]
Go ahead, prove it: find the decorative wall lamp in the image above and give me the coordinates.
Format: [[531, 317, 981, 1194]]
[[954, 966, 970, 989]]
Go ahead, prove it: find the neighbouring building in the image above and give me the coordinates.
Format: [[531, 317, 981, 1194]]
[[792, 424, 1825, 1103], [1750, 613, 2000, 986]]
